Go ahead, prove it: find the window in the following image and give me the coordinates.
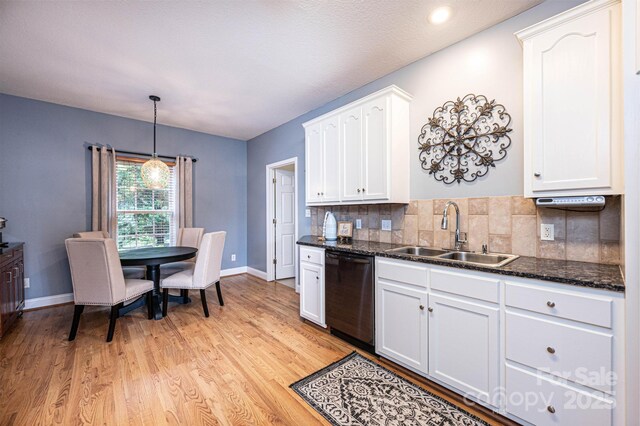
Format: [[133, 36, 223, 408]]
[[116, 157, 176, 250]]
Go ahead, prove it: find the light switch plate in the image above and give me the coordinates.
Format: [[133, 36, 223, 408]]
[[231, 254, 236, 261], [24, 278, 30, 288], [381, 219, 392, 231], [355, 219, 362, 229], [305, 209, 311, 218], [541, 224, 554, 241]]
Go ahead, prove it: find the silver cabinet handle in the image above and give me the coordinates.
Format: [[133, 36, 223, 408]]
[[534, 172, 541, 177], [362, 188, 366, 192], [547, 405, 556, 414], [316, 276, 319, 280], [357, 188, 361, 193], [547, 346, 556, 354], [428, 307, 433, 312], [419, 305, 424, 310], [547, 301, 556, 308]]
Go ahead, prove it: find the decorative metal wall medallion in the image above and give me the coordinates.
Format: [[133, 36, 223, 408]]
[[418, 94, 513, 184]]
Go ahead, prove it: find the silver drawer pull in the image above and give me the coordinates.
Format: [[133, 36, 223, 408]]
[[547, 346, 556, 354], [419, 305, 424, 310], [428, 307, 433, 313], [307, 255, 311, 259], [316, 276, 319, 280], [547, 301, 556, 308], [547, 405, 556, 414], [534, 172, 541, 177]]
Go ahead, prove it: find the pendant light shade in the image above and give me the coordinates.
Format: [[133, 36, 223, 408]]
[[141, 95, 170, 189]]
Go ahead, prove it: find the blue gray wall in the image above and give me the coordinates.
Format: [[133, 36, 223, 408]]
[[0, 94, 247, 299], [246, 0, 583, 272]]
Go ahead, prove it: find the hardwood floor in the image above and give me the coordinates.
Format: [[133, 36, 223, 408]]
[[0, 274, 506, 425]]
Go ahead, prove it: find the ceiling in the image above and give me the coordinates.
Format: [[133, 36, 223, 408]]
[[0, 0, 541, 141]]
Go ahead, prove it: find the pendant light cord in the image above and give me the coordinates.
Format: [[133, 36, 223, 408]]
[[153, 98, 157, 154]]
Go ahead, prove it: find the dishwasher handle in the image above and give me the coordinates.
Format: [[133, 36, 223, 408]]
[[326, 252, 372, 264]]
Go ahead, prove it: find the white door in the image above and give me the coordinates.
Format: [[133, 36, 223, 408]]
[[300, 261, 324, 326], [275, 169, 295, 279], [428, 293, 499, 406], [362, 96, 388, 200], [305, 123, 323, 203], [376, 280, 428, 374], [322, 116, 340, 202], [340, 106, 363, 201], [529, 7, 613, 192]]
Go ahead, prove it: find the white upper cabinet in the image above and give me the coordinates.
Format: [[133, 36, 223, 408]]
[[516, 0, 622, 197], [303, 85, 412, 205]]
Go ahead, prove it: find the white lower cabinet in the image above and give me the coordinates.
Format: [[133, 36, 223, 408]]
[[428, 293, 499, 406], [299, 247, 325, 327], [373, 257, 623, 425], [376, 280, 428, 374], [506, 365, 613, 426]]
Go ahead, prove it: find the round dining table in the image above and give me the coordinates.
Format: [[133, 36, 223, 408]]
[[119, 246, 197, 320]]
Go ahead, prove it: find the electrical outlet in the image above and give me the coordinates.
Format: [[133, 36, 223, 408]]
[[541, 224, 554, 241], [355, 219, 362, 229], [24, 278, 30, 288], [231, 254, 236, 262], [381, 219, 392, 231], [305, 209, 311, 218]]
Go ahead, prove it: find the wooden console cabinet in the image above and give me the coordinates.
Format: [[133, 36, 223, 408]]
[[0, 243, 24, 338]]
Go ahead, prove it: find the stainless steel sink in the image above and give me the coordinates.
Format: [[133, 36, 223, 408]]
[[385, 246, 519, 268], [386, 246, 449, 257], [436, 251, 519, 267]]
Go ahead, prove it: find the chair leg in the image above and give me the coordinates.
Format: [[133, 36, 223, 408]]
[[68, 304, 84, 341], [200, 289, 210, 317], [107, 303, 122, 342], [162, 288, 169, 317], [146, 291, 154, 319], [215, 281, 224, 306]]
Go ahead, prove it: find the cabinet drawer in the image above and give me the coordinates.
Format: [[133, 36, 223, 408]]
[[506, 365, 613, 426], [300, 246, 324, 266], [505, 282, 612, 328], [430, 268, 500, 303], [506, 312, 613, 393], [376, 258, 428, 288]]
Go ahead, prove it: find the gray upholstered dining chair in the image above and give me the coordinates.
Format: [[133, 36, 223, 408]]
[[65, 238, 154, 342], [74, 231, 146, 279], [161, 231, 226, 317], [160, 227, 205, 276]]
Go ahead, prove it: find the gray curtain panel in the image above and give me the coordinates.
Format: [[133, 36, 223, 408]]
[[91, 146, 117, 239], [176, 156, 193, 228]]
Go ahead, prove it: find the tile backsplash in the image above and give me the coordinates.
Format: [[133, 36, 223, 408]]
[[309, 195, 621, 265]]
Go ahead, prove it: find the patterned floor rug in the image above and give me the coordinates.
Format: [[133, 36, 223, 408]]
[[291, 352, 489, 426]]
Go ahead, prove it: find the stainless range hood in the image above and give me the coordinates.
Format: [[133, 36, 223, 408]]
[[535, 196, 606, 211]]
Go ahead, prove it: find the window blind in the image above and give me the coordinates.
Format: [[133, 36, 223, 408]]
[[116, 157, 176, 250]]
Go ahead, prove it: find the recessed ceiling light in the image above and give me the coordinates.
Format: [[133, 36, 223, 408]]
[[428, 6, 452, 25]]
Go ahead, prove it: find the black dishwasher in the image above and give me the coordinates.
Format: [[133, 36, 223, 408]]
[[324, 251, 375, 353]]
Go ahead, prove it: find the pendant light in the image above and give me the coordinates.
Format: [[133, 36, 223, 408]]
[[141, 95, 170, 189]]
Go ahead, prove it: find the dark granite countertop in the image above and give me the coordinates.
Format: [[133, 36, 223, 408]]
[[0, 242, 24, 256], [297, 235, 625, 293]]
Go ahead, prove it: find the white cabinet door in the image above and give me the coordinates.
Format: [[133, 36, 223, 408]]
[[428, 293, 499, 407], [376, 280, 428, 374], [520, 2, 621, 196], [305, 123, 323, 204], [340, 106, 363, 202], [321, 116, 340, 202], [300, 261, 325, 327], [362, 96, 389, 201]]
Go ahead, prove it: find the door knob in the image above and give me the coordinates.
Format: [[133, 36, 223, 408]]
[[547, 346, 556, 354], [419, 305, 424, 310], [534, 172, 541, 177], [357, 188, 361, 193], [547, 405, 556, 414], [362, 188, 366, 192], [428, 307, 433, 312]]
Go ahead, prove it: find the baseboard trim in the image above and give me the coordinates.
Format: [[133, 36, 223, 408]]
[[221, 266, 247, 277], [247, 267, 268, 280], [25, 293, 74, 310]]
